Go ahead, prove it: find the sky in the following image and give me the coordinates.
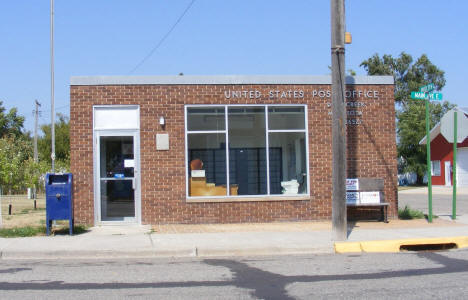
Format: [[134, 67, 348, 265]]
[[1, 0, 467, 133]]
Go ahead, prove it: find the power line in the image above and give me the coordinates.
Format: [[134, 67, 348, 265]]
[[40, 104, 69, 117], [128, 0, 197, 74], [56, 104, 69, 110]]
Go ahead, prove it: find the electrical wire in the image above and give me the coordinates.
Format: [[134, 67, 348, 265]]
[[128, 0, 197, 74], [55, 104, 70, 111], [40, 105, 70, 117]]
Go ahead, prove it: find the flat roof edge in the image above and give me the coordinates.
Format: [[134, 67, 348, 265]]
[[70, 75, 394, 86]]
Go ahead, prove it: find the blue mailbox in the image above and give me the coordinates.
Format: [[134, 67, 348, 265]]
[[45, 173, 74, 235]]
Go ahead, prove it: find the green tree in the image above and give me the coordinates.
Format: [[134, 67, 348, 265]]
[[23, 158, 50, 191], [0, 102, 36, 193], [0, 101, 25, 138], [38, 113, 70, 170], [0, 136, 33, 194], [360, 52, 453, 183], [360, 52, 446, 104]]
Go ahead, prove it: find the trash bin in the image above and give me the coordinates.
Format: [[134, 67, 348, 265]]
[[45, 173, 73, 235]]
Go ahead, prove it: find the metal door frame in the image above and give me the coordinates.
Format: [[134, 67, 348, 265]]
[[93, 129, 141, 225]]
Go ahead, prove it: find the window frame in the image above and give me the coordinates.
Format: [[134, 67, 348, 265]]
[[185, 104, 310, 201], [431, 160, 441, 176]]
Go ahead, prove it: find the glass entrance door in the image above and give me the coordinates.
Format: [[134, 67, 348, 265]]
[[98, 134, 138, 222]]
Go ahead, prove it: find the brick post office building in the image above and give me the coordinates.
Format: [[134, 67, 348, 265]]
[[70, 75, 397, 226]]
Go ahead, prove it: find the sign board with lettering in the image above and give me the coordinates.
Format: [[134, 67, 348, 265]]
[[360, 191, 380, 204], [224, 89, 380, 100], [346, 178, 359, 191], [410, 91, 443, 101], [419, 83, 435, 93], [346, 192, 360, 204], [411, 92, 428, 100], [412, 84, 442, 101], [428, 93, 443, 101]]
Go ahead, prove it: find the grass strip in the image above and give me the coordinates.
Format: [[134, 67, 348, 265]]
[[0, 226, 46, 238], [0, 225, 88, 238], [398, 205, 425, 220]]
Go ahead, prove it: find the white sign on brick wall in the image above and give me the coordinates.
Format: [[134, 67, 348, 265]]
[[346, 178, 359, 191], [360, 191, 380, 204], [346, 192, 360, 204]]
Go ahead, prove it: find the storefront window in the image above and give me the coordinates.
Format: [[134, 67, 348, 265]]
[[268, 106, 305, 130], [186, 105, 308, 198], [228, 107, 267, 195], [187, 107, 225, 131], [269, 132, 307, 194], [187, 133, 227, 196]]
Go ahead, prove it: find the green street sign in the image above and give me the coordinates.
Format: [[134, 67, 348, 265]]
[[419, 83, 435, 93], [411, 91, 443, 101], [411, 91, 427, 100], [428, 92, 443, 100]]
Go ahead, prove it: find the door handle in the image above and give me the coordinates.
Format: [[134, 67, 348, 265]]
[[132, 178, 136, 190]]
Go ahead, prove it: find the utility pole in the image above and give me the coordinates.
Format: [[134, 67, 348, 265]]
[[50, 0, 56, 172], [331, 0, 347, 240]]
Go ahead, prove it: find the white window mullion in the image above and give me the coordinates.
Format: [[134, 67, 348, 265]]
[[186, 130, 226, 134], [265, 106, 271, 195], [304, 104, 310, 195], [184, 106, 189, 199], [225, 105, 230, 196]]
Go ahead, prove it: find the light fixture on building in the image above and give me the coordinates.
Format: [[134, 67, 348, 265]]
[[159, 116, 165, 129]]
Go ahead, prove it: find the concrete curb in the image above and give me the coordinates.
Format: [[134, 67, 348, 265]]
[[196, 246, 334, 257], [0, 249, 200, 260], [1, 250, 158, 260], [0, 246, 334, 260], [335, 236, 468, 253], [2, 236, 467, 259]]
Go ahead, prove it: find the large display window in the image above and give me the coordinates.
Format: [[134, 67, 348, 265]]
[[185, 105, 309, 199]]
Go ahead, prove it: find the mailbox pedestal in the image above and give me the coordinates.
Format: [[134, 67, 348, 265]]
[[46, 173, 73, 235]]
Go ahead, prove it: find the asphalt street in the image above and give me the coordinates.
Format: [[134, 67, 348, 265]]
[[1, 250, 468, 299], [398, 187, 468, 218]]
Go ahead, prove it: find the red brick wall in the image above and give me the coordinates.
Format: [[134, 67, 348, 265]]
[[70, 83, 397, 225]]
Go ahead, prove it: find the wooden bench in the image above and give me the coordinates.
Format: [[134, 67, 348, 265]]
[[346, 178, 390, 222]]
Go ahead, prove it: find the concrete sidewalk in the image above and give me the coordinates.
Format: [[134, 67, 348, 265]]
[[1, 218, 467, 259], [399, 186, 468, 195]]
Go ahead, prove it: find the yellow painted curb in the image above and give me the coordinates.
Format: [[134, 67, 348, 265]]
[[335, 236, 468, 253], [334, 242, 362, 253]]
